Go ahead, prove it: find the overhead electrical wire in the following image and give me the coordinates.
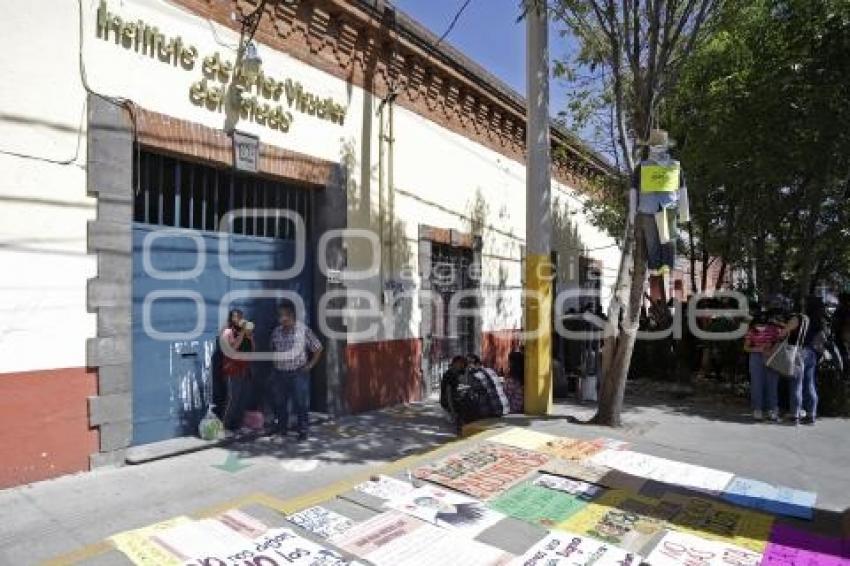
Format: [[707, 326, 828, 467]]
[[435, 0, 474, 47]]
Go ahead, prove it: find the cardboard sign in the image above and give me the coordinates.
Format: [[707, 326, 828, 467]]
[[488, 483, 589, 528], [352, 475, 415, 501], [413, 444, 550, 500], [510, 532, 643, 566], [540, 459, 647, 493], [590, 450, 734, 494]]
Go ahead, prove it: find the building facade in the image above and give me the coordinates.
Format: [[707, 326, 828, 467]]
[[0, 0, 620, 488]]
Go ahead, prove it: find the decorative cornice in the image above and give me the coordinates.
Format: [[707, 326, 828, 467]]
[[170, 0, 613, 190]]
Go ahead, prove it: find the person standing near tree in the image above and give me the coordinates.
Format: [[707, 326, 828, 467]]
[[270, 301, 323, 442], [788, 298, 824, 425]]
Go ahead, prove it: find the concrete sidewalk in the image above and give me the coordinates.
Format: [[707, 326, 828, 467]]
[[2, 388, 849, 564]]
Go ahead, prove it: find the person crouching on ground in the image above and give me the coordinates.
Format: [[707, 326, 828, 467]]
[[743, 307, 783, 422], [220, 309, 255, 432], [440, 355, 468, 426], [467, 355, 511, 417], [270, 302, 323, 442]]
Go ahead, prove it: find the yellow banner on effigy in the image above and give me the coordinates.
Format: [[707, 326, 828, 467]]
[[109, 516, 192, 566], [663, 492, 775, 553]]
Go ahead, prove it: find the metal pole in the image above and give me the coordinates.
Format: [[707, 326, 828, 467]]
[[524, 2, 553, 415]]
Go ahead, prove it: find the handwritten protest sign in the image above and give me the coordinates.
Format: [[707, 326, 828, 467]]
[[509, 532, 643, 566], [761, 524, 848, 565], [533, 473, 604, 500], [352, 475, 415, 501], [590, 450, 734, 494], [556, 490, 681, 554], [332, 511, 512, 566], [288, 506, 355, 540], [663, 493, 774, 553], [644, 530, 762, 566], [488, 482, 588, 527], [722, 477, 817, 520], [413, 444, 549, 500], [110, 516, 193, 566], [180, 527, 357, 566], [385, 484, 504, 537], [540, 438, 608, 461]]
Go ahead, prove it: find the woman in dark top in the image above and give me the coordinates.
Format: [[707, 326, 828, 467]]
[[788, 298, 825, 425]]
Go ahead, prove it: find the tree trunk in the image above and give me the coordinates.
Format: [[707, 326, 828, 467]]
[[688, 222, 698, 294], [714, 259, 728, 291], [593, 220, 647, 426]]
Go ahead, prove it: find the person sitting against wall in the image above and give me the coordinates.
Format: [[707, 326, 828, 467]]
[[439, 355, 473, 433], [467, 354, 511, 418], [504, 348, 525, 413], [220, 309, 255, 432]]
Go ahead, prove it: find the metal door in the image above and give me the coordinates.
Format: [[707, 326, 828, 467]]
[[427, 242, 478, 392]]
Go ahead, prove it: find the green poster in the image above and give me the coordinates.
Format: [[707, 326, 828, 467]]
[[488, 482, 589, 528]]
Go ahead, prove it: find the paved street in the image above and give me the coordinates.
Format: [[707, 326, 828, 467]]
[[2, 387, 849, 565]]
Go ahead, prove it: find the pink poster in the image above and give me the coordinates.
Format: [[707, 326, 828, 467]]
[[761, 524, 849, 565]]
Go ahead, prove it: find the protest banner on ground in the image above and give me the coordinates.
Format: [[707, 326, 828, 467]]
[[109, 516, 193, 566], [288, 506, 355, 540], [352, 475, 415, 501], [488, 482, 588, 527], [487, 428, 558, 451], [761, 524, 848, 565], [384, 484, 504, 537], [556, 490, 681, 554], [722, 477, 817, 520], [509, 532, 643, 566], [590, 450, 734, 494], [331, 511, 513, 566], [540, 438, 608, 461], [663, 492, 775, 553], [533, 473, 604, 500], [413, 444, 549, 500], [644, 530, 762, 566]]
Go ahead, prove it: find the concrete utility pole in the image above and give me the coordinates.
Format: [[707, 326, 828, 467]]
[[524, 3, 553, 415]]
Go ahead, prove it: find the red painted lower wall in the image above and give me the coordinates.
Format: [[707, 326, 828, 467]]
[[0, 367, 98, 488], [481, 329, 521, 375], [344, 339, 422, 414]]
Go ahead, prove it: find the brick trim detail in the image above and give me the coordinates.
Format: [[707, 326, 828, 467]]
[[134, 108, 339, 187], [167, 0, 611, 190]]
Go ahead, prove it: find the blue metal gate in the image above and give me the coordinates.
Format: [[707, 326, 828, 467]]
[[130, 152, 313, 445]]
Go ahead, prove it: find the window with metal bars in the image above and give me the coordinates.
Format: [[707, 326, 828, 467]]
[[133, 150, 311, 239]]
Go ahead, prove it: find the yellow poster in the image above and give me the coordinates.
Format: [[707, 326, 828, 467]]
[[109, 516, 192, 566], [487, 428, 557, 451], [663, 493, 774, 553], [556, 490, 680, 553], [540, 438, 606, 461]]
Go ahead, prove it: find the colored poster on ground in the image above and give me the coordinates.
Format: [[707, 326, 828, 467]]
[[487, 428, 558, 451], [352, 475, 415, 501], [590, 450, 734, 494], [288, 506, 355, 539], [331, 511, 513, 566], [556, 490, 681, 554], [384, 484, 504, 537], [761, 524, 848, 565], [663, 493, 775, 553], [181, 527, 358, 566], [413, 444, 550, 500], [533, 473, 604, 500], [540, 438, 608, 461], [488, 483, 588, 527], [541, 459, 648, 492], [644, 530, 762, 566], [109, 516, 193, 566], [509, 532, 643, 566], [722, 477, 817, 520]]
